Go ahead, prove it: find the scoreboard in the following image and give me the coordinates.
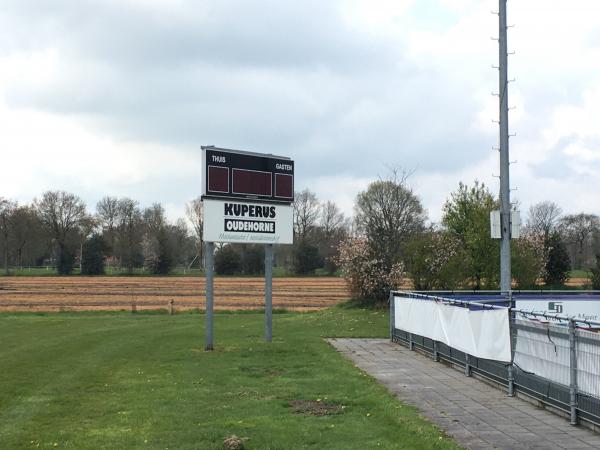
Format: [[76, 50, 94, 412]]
[[201, 146, 295, 349], [201, 146, 294, 204]]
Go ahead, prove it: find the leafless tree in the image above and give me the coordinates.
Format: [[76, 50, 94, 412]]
[[96, 196, 119, 256], [0, 198, 17, 274], [34, 191, 87, 273], [10, 205, 43, 268], [527, 201, 562, 239], [319, 200, 348, 273], [185, 197, 204, 268], [116, 198, 143, 272], [355, 171, 426, 265], [293, 189, 320, 240], [143, 203, 167, 236], [559, 213, 600, 269], [321, 201, 346, 238], [141, 203, 177, 274], [172, 218, 194, 268], [77, 215, 98, 272]]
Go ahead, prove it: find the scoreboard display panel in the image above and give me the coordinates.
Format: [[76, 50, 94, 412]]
[[202, 146, 294, 204]]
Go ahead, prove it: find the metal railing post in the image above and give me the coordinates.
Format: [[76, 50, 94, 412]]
[[409, 333, 414, 351], [569, 319, 578, 425], [465, 353, 471, 377], [508, 293, 515, 396], [389, 291, 395, 342], [433, 341, 439, 362], [507, 362, 515, 397]]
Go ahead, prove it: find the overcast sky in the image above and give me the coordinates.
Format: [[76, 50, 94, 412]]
[[1, 0, 600, 223]]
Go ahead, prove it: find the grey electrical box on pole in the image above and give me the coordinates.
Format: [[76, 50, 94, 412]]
[[491, 210, 521, 239], [498, 0, 512, 293]]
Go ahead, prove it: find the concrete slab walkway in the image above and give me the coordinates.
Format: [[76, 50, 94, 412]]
[[329, 338, 600, 450]]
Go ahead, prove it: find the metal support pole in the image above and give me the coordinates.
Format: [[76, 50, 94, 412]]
[[569, 319, 578, 425], [205, 241, 214, 351], [389, 292, 395, 342], [409, 333, 414, 351], [498, 0, 512, 293], [433, 341, 439, 362], [265, 244, 273, 343], [465, 354, 472, 377]]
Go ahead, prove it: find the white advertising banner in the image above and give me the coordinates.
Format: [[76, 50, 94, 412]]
[[203, 198, 293, 244], [394, 296, 512, 362], [516, 299, 600, 322], [513, 322, 600, 397], [513, 321, 570, 387]]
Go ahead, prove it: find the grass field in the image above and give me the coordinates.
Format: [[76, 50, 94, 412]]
[[569, 269, 591, 279], [0, 308, 460, 449]]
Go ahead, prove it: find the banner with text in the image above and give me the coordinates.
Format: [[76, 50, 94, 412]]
[[203, 198, 293, 244]]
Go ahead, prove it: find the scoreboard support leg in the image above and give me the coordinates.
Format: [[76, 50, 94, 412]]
[[265, 244, 273, 343], [205, 241, 214, 351]]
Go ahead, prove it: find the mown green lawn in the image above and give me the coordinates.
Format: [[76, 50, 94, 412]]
[[0, 308, 460, 450], [569, 269, 590, 279]]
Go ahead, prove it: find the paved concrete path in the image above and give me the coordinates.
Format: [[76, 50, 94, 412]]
[[329, 338, 600, 450]]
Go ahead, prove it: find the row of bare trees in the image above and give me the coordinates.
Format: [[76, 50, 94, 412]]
[[2, 188, 595, 280], [285, 190, 350, 274], [0, 190, 351, 276], [0, 192, 202, 275], [526, 201, 600, 272]]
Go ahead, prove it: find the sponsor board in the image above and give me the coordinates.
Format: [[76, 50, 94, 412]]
[[516, 299, 600, 322], [203, 198, 293, 244]]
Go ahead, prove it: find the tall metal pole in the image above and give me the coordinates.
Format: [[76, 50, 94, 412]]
[[265, 244, 273, 342], [205, 241, 214, 351], [499, 0, 512, 293]]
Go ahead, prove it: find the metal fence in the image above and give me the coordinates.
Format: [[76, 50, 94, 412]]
[[390, 291, 600, 427]]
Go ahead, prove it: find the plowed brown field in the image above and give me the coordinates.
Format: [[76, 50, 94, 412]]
[[0, 276, 350, 312], [0, 276, 588, 313], [566, 278, 588, 287]]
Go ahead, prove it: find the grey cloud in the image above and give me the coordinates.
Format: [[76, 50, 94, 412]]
[[2, 0, 395, 71], [529, 135, 579, 179], [2, 0, 496, 187], [528, 134, 600, 182]]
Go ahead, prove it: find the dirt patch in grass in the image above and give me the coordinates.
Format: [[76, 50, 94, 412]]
[[289, 399, 344, 416], [223, 435, 248, 450]]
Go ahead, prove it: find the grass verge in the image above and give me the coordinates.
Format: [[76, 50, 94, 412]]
[[0, 308, 460, 449]]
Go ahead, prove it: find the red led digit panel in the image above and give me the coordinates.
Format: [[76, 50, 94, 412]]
[[232, 169, 272, 196], [275, 173, 293, 198], [207, 166, 229, 193]]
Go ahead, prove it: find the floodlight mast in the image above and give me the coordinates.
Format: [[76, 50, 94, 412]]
[[498, 0, 511, 293]]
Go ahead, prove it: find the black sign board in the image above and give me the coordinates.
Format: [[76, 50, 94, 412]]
[[201, 146, 294, 204]]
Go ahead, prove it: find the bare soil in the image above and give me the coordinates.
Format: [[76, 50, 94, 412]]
[[289, 399, 344, 416], [566, 277, 589, 287], [0, 276, 587, 312], [0, 276, 350, 312]]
